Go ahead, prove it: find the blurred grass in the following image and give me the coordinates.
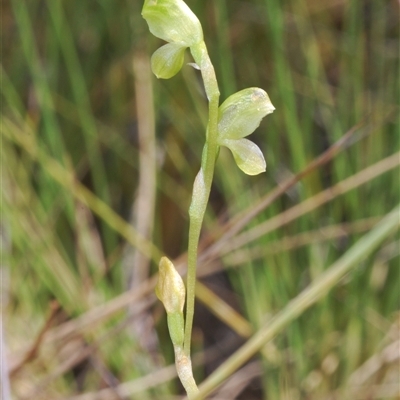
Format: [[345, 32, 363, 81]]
[[1, 0, 399, 399]]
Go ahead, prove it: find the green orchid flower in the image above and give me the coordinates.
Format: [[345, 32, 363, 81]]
[[142, 0, 203, 79], [217, 88, 275, 175]]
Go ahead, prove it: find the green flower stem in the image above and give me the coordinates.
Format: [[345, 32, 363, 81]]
[[184, 41, 220, 358], [142, 2, 273, 397]]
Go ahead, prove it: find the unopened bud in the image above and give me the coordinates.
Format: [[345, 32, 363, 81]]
[[156, 256, 186, 314]]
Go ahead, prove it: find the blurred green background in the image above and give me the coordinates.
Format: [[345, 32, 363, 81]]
[[2, 0, 399, 399]]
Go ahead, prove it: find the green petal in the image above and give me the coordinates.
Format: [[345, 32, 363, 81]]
[[218, 88, 275, 141], [151, 43, 186, 79], [222, 138, 266, 175], [142, 0, 203, 47]]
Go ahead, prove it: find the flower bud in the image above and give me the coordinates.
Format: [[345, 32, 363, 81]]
[[156, 256, 185, 314], [151, 43, 186, 79], [142, 0, 203, 47], [218, 88, 275, 141]]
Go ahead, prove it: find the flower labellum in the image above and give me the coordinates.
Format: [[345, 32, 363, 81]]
[[222, 138, 267, 176], [151, 43, 186, 79]]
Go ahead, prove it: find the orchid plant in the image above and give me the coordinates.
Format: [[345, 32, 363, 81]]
[[142, 0, 275, 397]]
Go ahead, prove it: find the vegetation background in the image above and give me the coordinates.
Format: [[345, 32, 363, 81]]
[[2, 0, 399, 399]]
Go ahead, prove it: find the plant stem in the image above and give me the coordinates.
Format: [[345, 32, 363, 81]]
[[183, 41, 220, 358], [174, 345, 200, 397]]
